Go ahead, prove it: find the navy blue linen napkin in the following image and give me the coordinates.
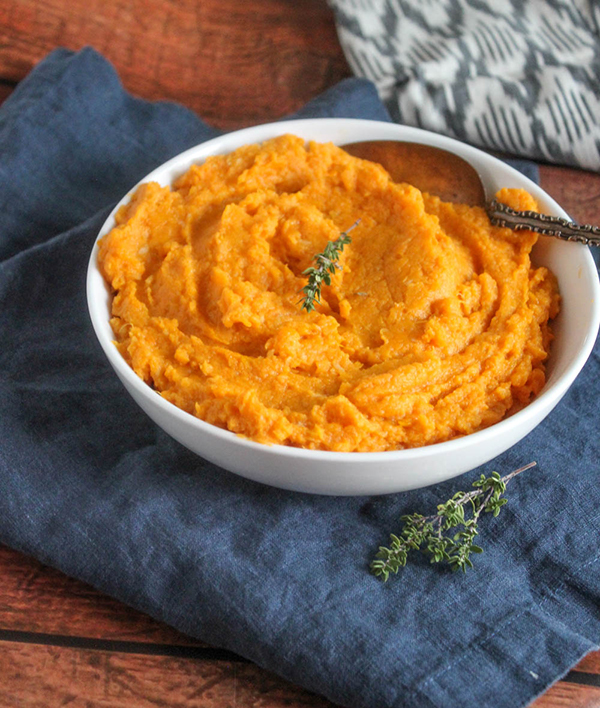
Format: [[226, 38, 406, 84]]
[[1, 48, 599, 708]]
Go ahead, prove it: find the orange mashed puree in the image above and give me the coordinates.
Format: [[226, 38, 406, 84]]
[[98, 135, 559, 452]]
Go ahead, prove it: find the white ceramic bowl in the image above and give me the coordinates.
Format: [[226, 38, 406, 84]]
[[87, 118, 600, 495]]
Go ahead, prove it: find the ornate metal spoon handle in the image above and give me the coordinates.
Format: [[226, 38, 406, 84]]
[[487, 199, 600, 246]]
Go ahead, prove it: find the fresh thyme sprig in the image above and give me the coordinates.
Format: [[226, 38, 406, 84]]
[[300, 220, 360, 312], [371, 462, 537, 579]]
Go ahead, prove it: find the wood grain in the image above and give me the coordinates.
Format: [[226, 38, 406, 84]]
[[577, 653, 600, 676], [0, 635, 598, 708], [533, 682, 600, 708], [0, 641, 333, 708], [1, 544, 599, 708], [0, 545, 201, 646], [539, 165, 600, 226], [0, 0, 351, 129]]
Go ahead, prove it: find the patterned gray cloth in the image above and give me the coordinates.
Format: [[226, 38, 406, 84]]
[[329, 0, 600, 171]]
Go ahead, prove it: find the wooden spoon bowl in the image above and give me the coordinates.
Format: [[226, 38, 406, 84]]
[[343, 140, 486, 207]]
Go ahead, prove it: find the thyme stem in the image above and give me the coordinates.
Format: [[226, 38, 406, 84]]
[[371, 462, 537, 579], [300, 220, 360, 312]]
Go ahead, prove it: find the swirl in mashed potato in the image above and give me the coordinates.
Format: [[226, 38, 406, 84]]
[[98, 135, 559, 451]]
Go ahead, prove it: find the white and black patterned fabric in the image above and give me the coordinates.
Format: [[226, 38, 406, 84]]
[[329, 0, 600, 171]]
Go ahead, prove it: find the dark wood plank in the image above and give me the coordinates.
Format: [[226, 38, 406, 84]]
[[0, 544, 201, 646], [577, 653, 600, 676], [1, 543, 600, 707], [0, 640, 334, 708], [0, 0, 351, 129], [539, 165, 600, 226], [1, 636, 599, 708], [533, 681, 600, 708]]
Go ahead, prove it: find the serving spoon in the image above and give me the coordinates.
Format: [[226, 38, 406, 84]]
[[342, 141, 600, 247]]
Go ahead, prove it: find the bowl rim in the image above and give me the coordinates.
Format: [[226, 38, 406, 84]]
[[86, 117, 600, 462]]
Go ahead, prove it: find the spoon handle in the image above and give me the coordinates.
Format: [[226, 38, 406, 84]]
[[487, 199, 600, 246]]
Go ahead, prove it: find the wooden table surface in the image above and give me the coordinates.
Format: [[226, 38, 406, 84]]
[[1, 1, 600, 706]]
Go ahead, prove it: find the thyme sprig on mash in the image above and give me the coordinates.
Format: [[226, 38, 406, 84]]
[[300, 220, 360, 312], [371, 462, 536, 579]]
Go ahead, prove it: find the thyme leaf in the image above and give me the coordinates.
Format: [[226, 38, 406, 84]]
[[371, 462, 537, 579], [300, 220, 360, 313]]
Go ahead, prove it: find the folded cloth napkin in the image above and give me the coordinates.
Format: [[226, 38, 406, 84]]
[[1, 47, 599, 708], [329, 0, 600, 171]]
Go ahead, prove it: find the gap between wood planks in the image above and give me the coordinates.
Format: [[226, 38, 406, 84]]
[[0, 628, 248, 662], [0, 627, 599, 690], [0, 77, 17, 104], [562, 671, 600, 689]]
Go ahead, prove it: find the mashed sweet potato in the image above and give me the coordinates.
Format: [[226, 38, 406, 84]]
[[98, 135, 559, 451]]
